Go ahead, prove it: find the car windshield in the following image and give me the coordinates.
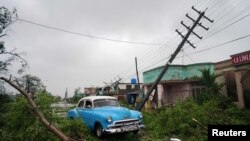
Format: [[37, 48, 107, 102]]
[[94, 99, 119, 108]]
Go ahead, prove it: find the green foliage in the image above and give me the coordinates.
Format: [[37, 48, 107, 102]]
[[1, 89, 250, 141], [199, 68, 223, 95], [0, 92, 57, 141], [0, 91, 98, 140], [243, 90, 250, 109], [0, 91, 97, 141], [194, 68, 224, 105], [58, 118, 96, 141], [69, 87, 84, 103], [17, 74, 45, 94], [195, 92, 210, 105], [119, 99, 136, 110], [0, 93, 12, 138], [141, 95, 250, 141]]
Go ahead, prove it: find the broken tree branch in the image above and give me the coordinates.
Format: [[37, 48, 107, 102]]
[[0, 76, 74, 141]]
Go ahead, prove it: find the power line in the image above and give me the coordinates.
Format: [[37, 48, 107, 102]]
[[16, 18, 160, 46], [104, 0, 213, 80], [186, 0, 249, 44], [122, 34, 250, 82], [106, 2, 250, 83], [126, 12, 250, 84], [103, 1, 221, 81], [197, 0, 240, 35], [187, 34, 250, 55], [204, 12, 250, 40], [183, 7, 250, 50]]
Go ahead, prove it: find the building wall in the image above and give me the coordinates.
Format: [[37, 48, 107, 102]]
[[144, 82, 193, 108], [215, 51, 250, 108], [162, 83, 192, 106], [143, 63, 214, 84], [241, 70, 250, 92], [143, 50, 250, 109], [116, 83, 143, 95], [143, 63, 214, 108], [84, 87, 98, 95]]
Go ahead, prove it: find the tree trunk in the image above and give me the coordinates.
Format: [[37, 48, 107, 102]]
[[0, 77, 74, 141]]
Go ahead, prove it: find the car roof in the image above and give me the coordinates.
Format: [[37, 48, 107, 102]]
[[79, 96, 116, 101]]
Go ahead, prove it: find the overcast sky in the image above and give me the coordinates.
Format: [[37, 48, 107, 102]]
[[2, 0, 250, 97]]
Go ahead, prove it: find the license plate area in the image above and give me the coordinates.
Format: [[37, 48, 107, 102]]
[[121, 125, 138, 132]]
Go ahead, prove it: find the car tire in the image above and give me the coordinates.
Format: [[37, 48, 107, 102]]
[[95, 123, 104, 138], [132, 130, 140, 134]]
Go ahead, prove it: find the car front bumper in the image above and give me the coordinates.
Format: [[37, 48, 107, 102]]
[[104, 124, 145, 134]]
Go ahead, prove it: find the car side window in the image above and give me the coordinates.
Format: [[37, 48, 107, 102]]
[[77, 100, 84, 107], [85, 100, 92, 108]]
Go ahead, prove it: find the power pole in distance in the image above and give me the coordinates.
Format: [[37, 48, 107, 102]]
[[137, 6, 213, 111]]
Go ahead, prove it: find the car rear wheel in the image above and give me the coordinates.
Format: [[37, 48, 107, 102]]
[[95, 123, 104, 138]]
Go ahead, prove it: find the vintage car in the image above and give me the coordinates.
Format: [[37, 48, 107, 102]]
[[67, 96, 144, 137]]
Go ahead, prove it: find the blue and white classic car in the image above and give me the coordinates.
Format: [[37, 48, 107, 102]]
[[67, 96, 144, 137]]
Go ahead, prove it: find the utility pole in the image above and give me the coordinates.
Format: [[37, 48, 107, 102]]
[[135, 57, 141, 90], [137, 6, 213, 111]]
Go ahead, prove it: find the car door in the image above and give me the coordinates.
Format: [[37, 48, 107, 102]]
[[76, 100, 85, 118], [83, 100, 95, 129], [78, 100, 95, 129]]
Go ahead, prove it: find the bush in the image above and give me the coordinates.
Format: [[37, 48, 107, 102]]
[[140, 94, 250, 141], [244, 90, 250, 109], [0, 94, 58, 141], [0, 92, 99, 141], [1, 91, 250, 141], [59, 118, 96, 141]]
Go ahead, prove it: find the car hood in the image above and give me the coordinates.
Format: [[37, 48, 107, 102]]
[[93, 106, 132, 120]]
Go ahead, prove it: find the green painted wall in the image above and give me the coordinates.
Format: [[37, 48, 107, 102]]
[[143, 63, 214, 84]]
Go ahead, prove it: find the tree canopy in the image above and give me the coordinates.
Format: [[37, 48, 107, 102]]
[[17, 74, 45, 94]]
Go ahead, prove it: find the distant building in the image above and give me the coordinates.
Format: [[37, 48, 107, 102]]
[[100, 82, 143, 101], [114, 82, 143, 102], [143, 63, 214, 108], [84, 87, 99, 96], [113, 82, 143, 95], [84, 87, 98, 96], [83, 82, 144, 104]]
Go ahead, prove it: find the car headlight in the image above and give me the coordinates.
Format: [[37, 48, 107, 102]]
[[106, 116, 112, 123], [139, 114, 143, 119]]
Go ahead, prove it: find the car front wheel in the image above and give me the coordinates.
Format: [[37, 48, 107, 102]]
[[132, 130, 140, 134], [95, 123, 104, 138]]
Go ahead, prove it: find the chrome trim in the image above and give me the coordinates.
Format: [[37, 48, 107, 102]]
[[104, 124, 145, 134], [113, 118, 138, 124], [107, 118, 140, 128], [111, 121, 140, 127]]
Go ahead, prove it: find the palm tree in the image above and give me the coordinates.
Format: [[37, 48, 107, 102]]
[[199, 68, 223, 95]]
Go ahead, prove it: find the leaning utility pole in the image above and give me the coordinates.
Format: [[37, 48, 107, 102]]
[[137, 6, 213, 111]]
